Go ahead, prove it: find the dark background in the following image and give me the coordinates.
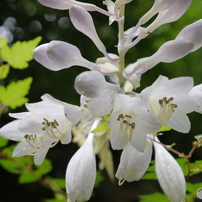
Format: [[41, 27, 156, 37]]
[[0, 0, 202, 201]]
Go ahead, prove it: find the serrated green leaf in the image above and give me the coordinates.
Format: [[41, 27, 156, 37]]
[[19, 171, 38, 184], [91, 120, 110, 133], [0, 136, 9, 147], [0, 64, 10, 79], [36, 159, 52, 176], [1, 36, 41, 69], [0, 77, 33, 109], [139, 193, 170, 202], [0, 37, 8, 49], [176, 158, 188, 176]]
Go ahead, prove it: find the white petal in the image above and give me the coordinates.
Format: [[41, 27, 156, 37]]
[[139, 0, 176, 25], [0, 120, 25, 141], [37, 0, 72, 9], [34, 147, 49, 165], [176, 19, 202, 52], [153, 137, 186, 202], [65, 131, 96, 202], [33, 43, 62, 71], [74, 71, 107, 98], [115, 140, 152, 183], [147, 0, 192, 33], [69, 5, 107, 55], [47, 41, 98, 70]]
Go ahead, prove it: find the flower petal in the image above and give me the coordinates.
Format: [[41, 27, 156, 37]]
[[153, 136, 186, 202]]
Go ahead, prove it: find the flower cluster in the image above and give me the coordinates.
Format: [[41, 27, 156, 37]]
[[1, 0, 202, 202]]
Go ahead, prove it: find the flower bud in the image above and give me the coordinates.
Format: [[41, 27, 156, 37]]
[[74, 71, 107, 98]]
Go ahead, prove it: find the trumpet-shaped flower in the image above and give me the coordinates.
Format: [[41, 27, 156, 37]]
[[140, 75, 197, 133], [108, 94, 160, 152], [153, 136, 186, 202], [115, 140, 152, 185], [33, 41, 99, 71], [65, 120, 98, 202], [0, 94, 81, 165], [80, 89, 116, 121]]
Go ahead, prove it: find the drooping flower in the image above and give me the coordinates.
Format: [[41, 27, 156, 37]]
[[108, 94, 160, 152], [33, 40, 99, 71], [153, 136, 186, 202], [140, 75, 197, 133], [115, 140, 152, 185], [124, 39, 194, 75], [0, 94, 81, 165], [65, 120, 98, 202]]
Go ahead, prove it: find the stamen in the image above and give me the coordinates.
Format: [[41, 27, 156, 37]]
[[118, 177, 126, 186]]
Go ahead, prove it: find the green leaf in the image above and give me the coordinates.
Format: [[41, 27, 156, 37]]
[[0, 136, 9, 147], [91, 120, 110, 133], [176, 158, 188, 176], [157, 125, 171, 133], [1, 36, 42, 69], [19, 171, 38, 184], [35, 159, 52, 176], [0, 159, 22, 174], [0, 77, 33, 109], [0, 64, 10, 79], [94, 171, 104, 187], [139, 193, 170, 202], [194, 134, 202, 141], [0, 37, 8, 49]]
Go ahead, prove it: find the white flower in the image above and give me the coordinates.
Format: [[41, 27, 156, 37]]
[[146, 0, 192, 34], [65, 120, 98, 202], [189, 83, 202, 113], [69, 5, 118, 61], [139, 0, 176, 25], [0, 94, 81, 165], [153, 136, 186, 202], [108, 94, 160, 151], [115, 140, 152, 185], [140, 75, 197, 133], [74, 70, 120, 98], [124, 39, 194, 75], [80, 89, 116, 121], [33, 41, 99, 71]]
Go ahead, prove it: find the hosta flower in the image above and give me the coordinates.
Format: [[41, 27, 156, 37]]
[[81, 89, 116, 121], [108, 94, 160, 152], [0, 94, 81, 165], [65, 120, 98, 202], [189, 83, 202, 113], [69, 5, 118, 61], [124, 39, 194, 75], [153, 136, 186, 202], [115, 140, 152, 185], [146, 0, 192, 34], [33, 40, 99, 71], [140, 75, 197, 133]]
